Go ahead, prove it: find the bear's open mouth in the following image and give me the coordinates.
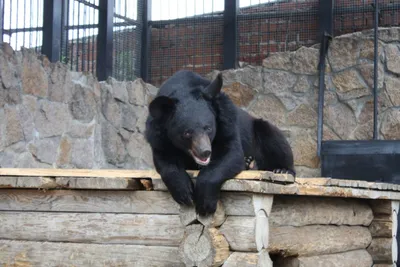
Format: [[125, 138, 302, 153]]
[[189, 150, 211, 166]]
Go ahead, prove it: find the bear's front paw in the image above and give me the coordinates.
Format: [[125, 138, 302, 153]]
[[195, 182, 219, 216], [195, 196, 218, 216], [168, 179, 194, 206]]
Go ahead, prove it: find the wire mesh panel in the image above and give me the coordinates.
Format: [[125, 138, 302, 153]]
[[380, 0, 400, 28], [113, 0, 142, 81], [149, 0, 224, 86], [237, 0, 319, 66], [334, 0, 400, 36], [2, 0, 44, 52], [61, 0, 99, 75]]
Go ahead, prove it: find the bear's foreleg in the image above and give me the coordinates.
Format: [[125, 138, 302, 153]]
[[152, 150, 195, 206], [194, 139, 245, 216]]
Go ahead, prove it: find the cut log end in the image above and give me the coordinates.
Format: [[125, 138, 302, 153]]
[[179, 201, 226, 227], [179, 224, 229, 267]]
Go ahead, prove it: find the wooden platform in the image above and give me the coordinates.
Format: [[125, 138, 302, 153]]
[[1, 168, 400, 200], [0, 168, 398, 266]]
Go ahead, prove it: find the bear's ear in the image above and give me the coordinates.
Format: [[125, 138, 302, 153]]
[[204, 73, 223, 98], [149, 96, 177, 120]]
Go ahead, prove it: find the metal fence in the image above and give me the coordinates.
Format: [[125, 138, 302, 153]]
[[1, 0, 400, 84]]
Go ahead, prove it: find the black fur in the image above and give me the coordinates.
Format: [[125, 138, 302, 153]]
[[145, 70, 295, 216]]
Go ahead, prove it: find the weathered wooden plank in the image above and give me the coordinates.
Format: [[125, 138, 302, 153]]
[[222, 251, 272, 267], [392, 201, 399, 265], [276, 249, 373, 267], [367, 238, 393, 263], [270, 195, 373, 226], [0, 212, 184, 246], [369, 216, 392, 237], [220, 216, 257, 252], [0, 240, 184, 267], [2, 175, 400, 201], [370, 200, 393, 216], [0, 168, 294, 183], [220, 217, 371, 254], [0, 189, 180, 214], [221, 179, 400, 200], [269, 225, 372, 257]]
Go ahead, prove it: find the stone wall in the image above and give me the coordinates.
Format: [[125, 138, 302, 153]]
[[207, 27, 400, 177], [0, 44, 157, 170], [0, 27, 399, 177]]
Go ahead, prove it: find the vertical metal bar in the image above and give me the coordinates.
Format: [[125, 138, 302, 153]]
[[223, 0, 238, 69], [373, 0, 379, 140], [0, 0, 3, 44], [76, 2, 80, 71], [317, 0, 334, 157], [42, 0, 62, 62], [61, 0, 69, 64], [140, 0, 151, 82], [97, 0, 113, 81]]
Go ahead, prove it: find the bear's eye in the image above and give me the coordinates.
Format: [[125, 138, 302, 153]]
[[183, 130, 192, 139], [204, 126, 212, 132]]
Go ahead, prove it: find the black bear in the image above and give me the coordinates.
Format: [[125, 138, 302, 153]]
[[145, 70, 295, 216]]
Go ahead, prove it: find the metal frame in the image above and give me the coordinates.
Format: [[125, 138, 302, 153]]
[[223, 0, 238, 70], [0, 0, 3, 44], [316, 0, 334, 157], [96, 0, 113, 81], [140, 0, 151, 82], [42, 0, 63, 62]]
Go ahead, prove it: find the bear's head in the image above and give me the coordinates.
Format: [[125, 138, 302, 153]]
[[149, 74, 223, 166]]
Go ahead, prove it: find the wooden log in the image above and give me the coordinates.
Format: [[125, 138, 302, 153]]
[[0, 189, 180, 214], [0, 212, 184, 246], [222, 251, 272, 267], [2, 175, 400, 202], [372, 265, 396, 267], [220, 216, 371, 254], [392, 201, 399, 265], [369, 216, 392, 237], [367, 238, 393, 263], [269, 225, 372, 257], [0, 240, 184, 266], [179, 224, 229, 267], [216, 193, 274, 216], [370, 200, 393, 216], [275, 249, 373, 267], [179, 201, 226, 227], [219, 216, 268, 252], [270, 195, 373, 226], [0, 189, 274, 218]]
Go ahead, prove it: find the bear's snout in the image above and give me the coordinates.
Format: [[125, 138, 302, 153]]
[[189, 134, 212, 166]]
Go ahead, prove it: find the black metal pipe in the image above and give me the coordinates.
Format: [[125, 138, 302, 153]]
[[317, 0, 333, 157], [317, 38, 327, 157], [42, 0, 62, 62], [223, 0, 238, 69], [373, 0, 379, 140], [96, 0, 113, 81], [140, 0, 151, 82]]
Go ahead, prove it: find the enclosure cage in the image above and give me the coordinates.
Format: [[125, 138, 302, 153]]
[[1, 0, 400, 260]]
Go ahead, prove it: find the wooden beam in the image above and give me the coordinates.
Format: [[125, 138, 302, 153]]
[[0, 168, 294, 183], [0, 212, 184, 246], [222, 251, 272, 267], [276, 249, 373, 267], [0, 190, 180, 214], [220, 216, 372, 254], [0, 240, 184, 266]]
